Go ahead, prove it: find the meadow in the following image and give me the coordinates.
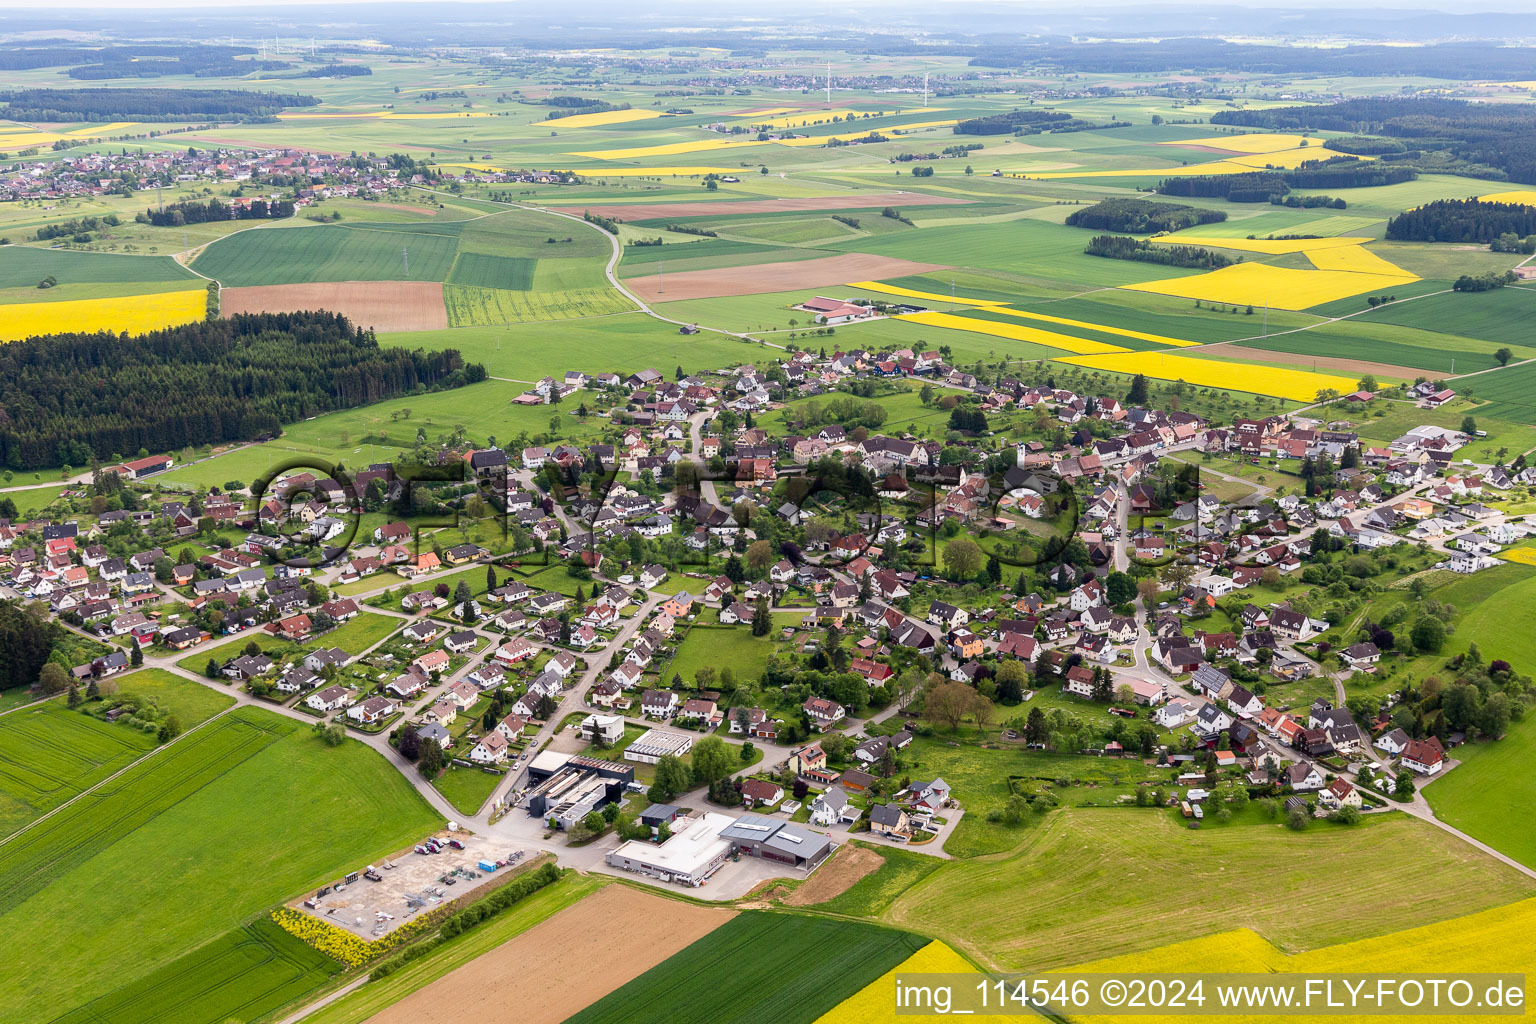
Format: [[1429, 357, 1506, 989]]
[[655, 623, 784, 687], [0, 706, 438, 1023], [564, 912, 928, 1024], [882, 808, 1536, 971]]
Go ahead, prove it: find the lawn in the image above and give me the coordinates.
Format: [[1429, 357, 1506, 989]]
[[111, 668, 238, 728], [300, 872, 609, 1024], [0, 706, 439, 1023], [50, 917, 340, 1024], [1425, 710, 1536, 872], [656, 623, 782, 687], [0, 700, 158, 837], [565, 911, 928, 1024], [882, 808, 1536, 972], [432, 762, 504, 816]]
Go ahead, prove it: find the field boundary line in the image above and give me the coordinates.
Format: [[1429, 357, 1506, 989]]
[[0, 703, 240, 849]]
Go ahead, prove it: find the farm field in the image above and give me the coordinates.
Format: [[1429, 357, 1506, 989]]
[[0, 700, 158, 837], [882, 808, 1536, 971], [565, 910, 929, 1024], [0, 288, 207, 341], [1358, 285, 1536, 345], [1066, 897, 1536, 1024], [1425, 711, 1536, 872], [221, 281, 448, 332], [0, 706, 438, 1023], [50, 917, 341, 1024], [368, 882, 734, 1024], [108, 668, 237, 728], [1057, 350, 1358, 401]]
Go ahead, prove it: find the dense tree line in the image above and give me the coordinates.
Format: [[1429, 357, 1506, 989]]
[[955, 109, 1072, 136], [0, 312, 478, 470], [289, 64, 372, 78], [1212, 98, 1536, 184], [0, 87, 318, 121], [1157, 159, 1414, 201], [1065, 197, 1226, 233], [1386, 199, 1536, 243], [0, 601, 64, 692], [139, 197, 295, 227], [1084, 235, 1233, 268], [1324, 136, 1407, 156], [1452, 271, 1520, 293]]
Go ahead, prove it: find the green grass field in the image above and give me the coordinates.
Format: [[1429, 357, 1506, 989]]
[[810, 843, 944, 918], [0, 706, 438, 1023], [884, 808, 1536, 971], [445, 251, 535, 289], [656, 623, 782, 687], [1457, 360, 1536, 425], [432, 762, 503, 815], [565, 911, 928, 1024], [1425, 712, 1536, 872], [0, 701, 158, 836], [50, 917, 340, 1024], [1358, 284, 1536, 344], [111, 668, 238, 728], [193, 222, 463, 286], [0, 245, 199, 289]]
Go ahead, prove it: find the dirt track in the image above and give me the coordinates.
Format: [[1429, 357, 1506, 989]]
[[1216, 343, 1430, 379], [577, 192, 969, 223], [781, 843, 883, 906], [221, 281, 448, 333], [365, 884, 734, 1024], [631, 253, 948, 303]]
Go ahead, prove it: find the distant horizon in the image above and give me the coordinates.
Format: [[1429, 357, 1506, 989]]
[[0, 0, 1532, 13]]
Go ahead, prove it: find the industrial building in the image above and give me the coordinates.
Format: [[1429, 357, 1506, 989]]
[[605, 812, 737, 886], [623, 728, 694, 764], [524, 752, 634, 830], [605, 812, 836, 886]]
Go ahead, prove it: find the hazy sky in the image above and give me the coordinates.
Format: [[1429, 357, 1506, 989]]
[[0, 0, 1523, 10]]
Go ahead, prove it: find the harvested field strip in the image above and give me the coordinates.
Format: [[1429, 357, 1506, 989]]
[[1210, 344, 1420, 381], [846, 280, 1008, 306], [781, 843, 884, 906], [1154, 235, 1372, 256], [1304, 245, 1418, 277], [574, 193, 968, 222], [900, 310, 1130, 356], [1123, 262, 1419, 311], [987, 306, 1199, 347], [566, 911, 929, 1024], [49, 917, 339, 1024], [221, 282, 449, 333], [0, 710, 280, 918], [0, 290, 206, 342], [1056, 350, 1358, 401], [0, 703, 155, 836], [627, 253, 947, 303], [1067, 898, 1536, 1024], [367, 884, 734, 1024], [534, 108, 663, 128]]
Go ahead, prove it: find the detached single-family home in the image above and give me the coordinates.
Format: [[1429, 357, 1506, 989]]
[[1402, 735, 1446, 775]]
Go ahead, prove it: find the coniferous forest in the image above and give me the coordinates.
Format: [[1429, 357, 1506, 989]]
[[0, 312, 480, 470]]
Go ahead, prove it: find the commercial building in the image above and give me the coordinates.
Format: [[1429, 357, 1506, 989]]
[[719, 813, 836, 869], [605, 812, 736, 886], [623, 728, 694, 764], [524, 753, 634, 829]]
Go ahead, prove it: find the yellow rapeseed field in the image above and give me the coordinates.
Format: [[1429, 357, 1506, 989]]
[[1304, 245, 1418, 277], [1227, 147, 1374, 170], [814, 940, 1037, 1024], [1497, 547, 1536, 566], [1054, 350, 1358, 401], [0, 290, 206, 342], [571, 138, 764, 160], [773, 120, 960, 146], [1123, 261, 1417, 310], [988, 307, 1198, 347], [1153, 235, 1372, 256], [899, 311, 1130, 356], [847, 281, 1008, 306], [1061, 897, 1536, 1024], [1478, 190, 1536, 208], [534, 108, 664, 128], [1161, 132, 1313, 154]]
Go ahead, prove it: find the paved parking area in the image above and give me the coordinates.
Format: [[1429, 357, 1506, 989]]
[[289, 832, 532, 937]]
